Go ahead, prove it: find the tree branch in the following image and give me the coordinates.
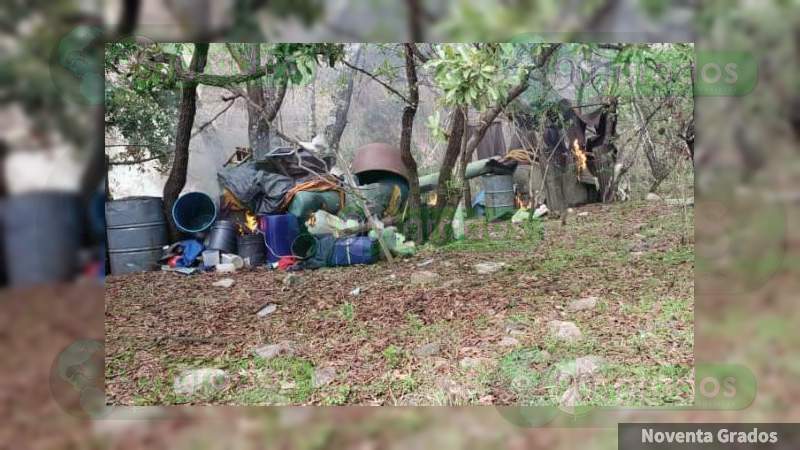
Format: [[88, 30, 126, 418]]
[[148, 51, 274, 87], [341, 59, 412, 105], [191, 94, 240, 137], [109, 154, 164, 166], [408, 43, 429, 63]]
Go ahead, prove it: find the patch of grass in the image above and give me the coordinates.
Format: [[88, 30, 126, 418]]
[[232, 386, 287, 405], [587, 364, 693, 406], [493, 347, 561, 405], [339, 302, 356, 322], [261, 356, 315, 403], [321, 385, 352, 406], [472, 314, 492, 331], [436, 218, 543, 253], [362, 373, 418, 401], [403, 318, 455, 343], [538, 332, 599, 360], [506, 312, 536, 327], [538, 243, 601, 273], [406, 313, 424, 332], [106, 347, 135, 380], [132, 375, 184, 405], [382, 345, 404, 369], [659, 296, 692, 323], [648, 246, 693, 266]]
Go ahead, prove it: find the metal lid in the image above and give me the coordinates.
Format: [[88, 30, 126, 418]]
[[350, 143, 410, 183]]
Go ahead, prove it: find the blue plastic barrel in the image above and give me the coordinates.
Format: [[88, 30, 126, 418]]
[[259, 214, 299, 263], [331, 236, 378, 266], [172, 192, 216, 233]]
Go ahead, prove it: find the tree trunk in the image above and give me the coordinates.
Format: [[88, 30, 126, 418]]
[[428, 45, 560, 245], [324, 44, 363, 156], [104, 154, 111, 200], [163, 43, 209, 240], [228, 44, 288, 157], [431, 75, 532, 244], [683, 117, 694, 160], [0, 139, 8, 198], [79, 106, 108, 202], [308, 77, 317, 138], [592, 97, 618, 202], [400, 44, 423, 242], [634, 99, 670, 194], [543, 149, 567, 214], [459, 123, 473, 217], [430, 107, 466, 244]]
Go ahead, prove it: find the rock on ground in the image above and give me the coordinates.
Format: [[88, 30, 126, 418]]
[[474, 262, 508, 274], [414, 342, 441, 357], [548, 320, 582, 342], [173, 368, 229, 397], [567, 296, 598, 312], [212, 278, 235, 288], [556, 355, 605, 382], [313, 366, 336, 387], [410, 271, 440, 286], [559, 385, 581, 409], [256, 304, 277, 317], [646, 192, 662, 201], [574, 356, 605, 375], [253, 340, 295, 359], [283, 273, 301, 287], [436, 378, 468, 401], [459, 356, 494, 370], [498, 336, 520, 347]]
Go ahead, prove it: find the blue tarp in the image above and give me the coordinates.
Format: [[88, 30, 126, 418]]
[[176, 239, 204, 267]]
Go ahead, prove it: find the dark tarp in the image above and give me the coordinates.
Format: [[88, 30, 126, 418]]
[[254, 146, 328, 181], [217, 162, 295, 215], [300, 234, 336, 269]]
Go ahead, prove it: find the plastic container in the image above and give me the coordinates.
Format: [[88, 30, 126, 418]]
[[237, 233, 266, 267], [172, 192, 217, 233], [202, 249, 220, 269], [259, 213, 300, 264], [452, 203, 465, 240], [286, 191, 341, 220], [215, 263, 236, 273], [331, 236, 378, 266], [205, 219, 238, 254], [290, 233, 318, 259], [221, 253, 244, 269], [3, 191, 82, 285], [483, 174, 515, 221]]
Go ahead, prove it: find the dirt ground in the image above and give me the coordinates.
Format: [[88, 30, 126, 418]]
[[105, 200, 694, 406]]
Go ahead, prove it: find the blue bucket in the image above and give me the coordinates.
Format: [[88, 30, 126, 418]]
[[172, 192, 217, 233], [259, 213, 299, 263]]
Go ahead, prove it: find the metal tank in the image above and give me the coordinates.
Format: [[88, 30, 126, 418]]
[[106, 196, 167, 275]]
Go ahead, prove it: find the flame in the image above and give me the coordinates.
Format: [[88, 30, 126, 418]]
[[571, 139, 587, 174], [515, 192, 531, 209], [245, 211, 258, 233], [427, 192, 438, 206]]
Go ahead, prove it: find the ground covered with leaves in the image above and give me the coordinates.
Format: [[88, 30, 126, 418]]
[[106, 201, 694, 406]]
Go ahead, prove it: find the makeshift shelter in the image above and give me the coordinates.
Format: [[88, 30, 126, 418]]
[[508, 98, 618, 211], [469, 120, 506, 160]]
